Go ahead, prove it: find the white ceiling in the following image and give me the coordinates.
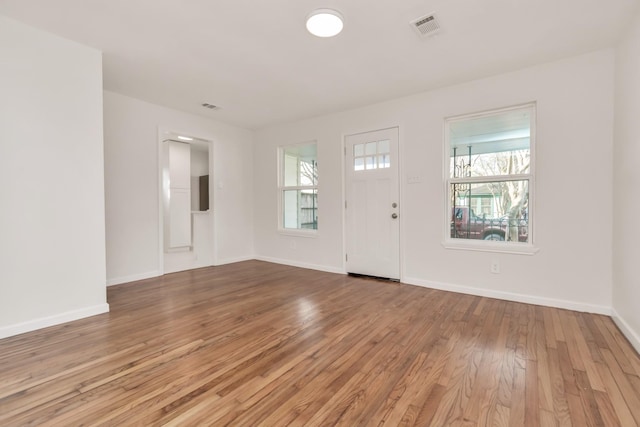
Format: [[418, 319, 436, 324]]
[[1, 0, 638, 130]]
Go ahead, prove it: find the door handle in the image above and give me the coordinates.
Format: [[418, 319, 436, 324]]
[[391, 213, 398, 219]]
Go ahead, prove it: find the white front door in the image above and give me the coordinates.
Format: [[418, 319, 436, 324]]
[[345, 127, 400, 280]]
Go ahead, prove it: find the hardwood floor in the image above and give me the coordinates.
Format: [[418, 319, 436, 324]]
[[1, 260, 639, 426]]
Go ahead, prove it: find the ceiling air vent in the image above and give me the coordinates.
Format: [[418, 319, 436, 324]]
[[201, 103, 219, 110], [410, 13, 440, 38]]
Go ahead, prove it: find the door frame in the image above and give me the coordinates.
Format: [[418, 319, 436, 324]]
[[157, 127, 216, 275], [342, 125, 403, 281]]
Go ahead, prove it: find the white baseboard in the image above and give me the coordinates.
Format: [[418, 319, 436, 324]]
[[254, 256, 345, 275], [0, 303, 110, 340], [107, 259, 259, 284], [214, 255, 256, 266], [107, 270, 161, 286], [403, 276, 611, 315], [611, 309, 640, 355]]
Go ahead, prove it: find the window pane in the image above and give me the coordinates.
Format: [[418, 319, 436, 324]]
[[354, 143, 364, 157], [450, 180, 529, 242], [283, 189, 318, 230], [450, 109, 530, 178], [378, 154, 390, 168], [378, 139, 390, 154], [283, 144, 317, 186], [365, 142, 377, 155], [283, 190, 298, 228], [299, 159, 316, 186], [283, 154, 299, 186], [365, 156, 376, 170], [354, 157, 364, 171]]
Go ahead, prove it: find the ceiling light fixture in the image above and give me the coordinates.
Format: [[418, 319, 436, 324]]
[[177, 136, 193, 141], [306, 9, 344, 37]]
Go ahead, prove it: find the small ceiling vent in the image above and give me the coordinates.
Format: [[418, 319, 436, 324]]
[[410, 13, 440, 38], [201, 103, 219, 110]]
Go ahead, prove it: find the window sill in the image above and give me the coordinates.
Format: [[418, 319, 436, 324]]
[[278, 229, 318, 238], [442, 240, 539, 255]]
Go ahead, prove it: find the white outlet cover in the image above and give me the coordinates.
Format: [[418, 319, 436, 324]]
[[491, 261, 500, 274]]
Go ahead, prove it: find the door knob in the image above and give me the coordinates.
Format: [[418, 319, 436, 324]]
[[391, 213, 398, 219]]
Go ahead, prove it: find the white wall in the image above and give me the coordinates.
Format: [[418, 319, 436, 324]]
[[0, 16, 108, 338], [254, 50, 615, 313], [103, 91, 254, 285], [613, 12, 640, 353]]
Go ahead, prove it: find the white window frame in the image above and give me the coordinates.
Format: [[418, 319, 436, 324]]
[[277, 141, 318, 237], [443, 103, 538, 255]]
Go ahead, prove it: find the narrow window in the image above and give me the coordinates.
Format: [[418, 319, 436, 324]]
[[445, 104, 535, 247], [279, 142, 318, 231]]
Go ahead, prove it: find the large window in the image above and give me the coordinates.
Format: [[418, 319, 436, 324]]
[[279, 142, 318, 231], [445, 104, 535, 248]]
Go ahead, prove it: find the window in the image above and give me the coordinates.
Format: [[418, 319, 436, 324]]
[[445, 104, 535, 249], [353, 139, 390, 171], [279, 142, 318, 231]]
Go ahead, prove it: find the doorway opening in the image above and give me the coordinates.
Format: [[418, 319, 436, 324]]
[[159, 130, 214, 274]]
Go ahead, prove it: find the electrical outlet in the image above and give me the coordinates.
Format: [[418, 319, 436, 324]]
[[491, 260, 500, 274]]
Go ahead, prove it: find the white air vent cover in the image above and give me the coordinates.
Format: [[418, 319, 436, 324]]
[[411, 13, 440, 37]]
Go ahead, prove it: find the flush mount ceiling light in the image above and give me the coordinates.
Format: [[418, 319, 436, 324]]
[[306, 9, 344, 37]]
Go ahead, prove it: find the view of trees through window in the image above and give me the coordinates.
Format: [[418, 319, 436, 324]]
[[447, 105, 534, 243], [281, 143, 318, 230]]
